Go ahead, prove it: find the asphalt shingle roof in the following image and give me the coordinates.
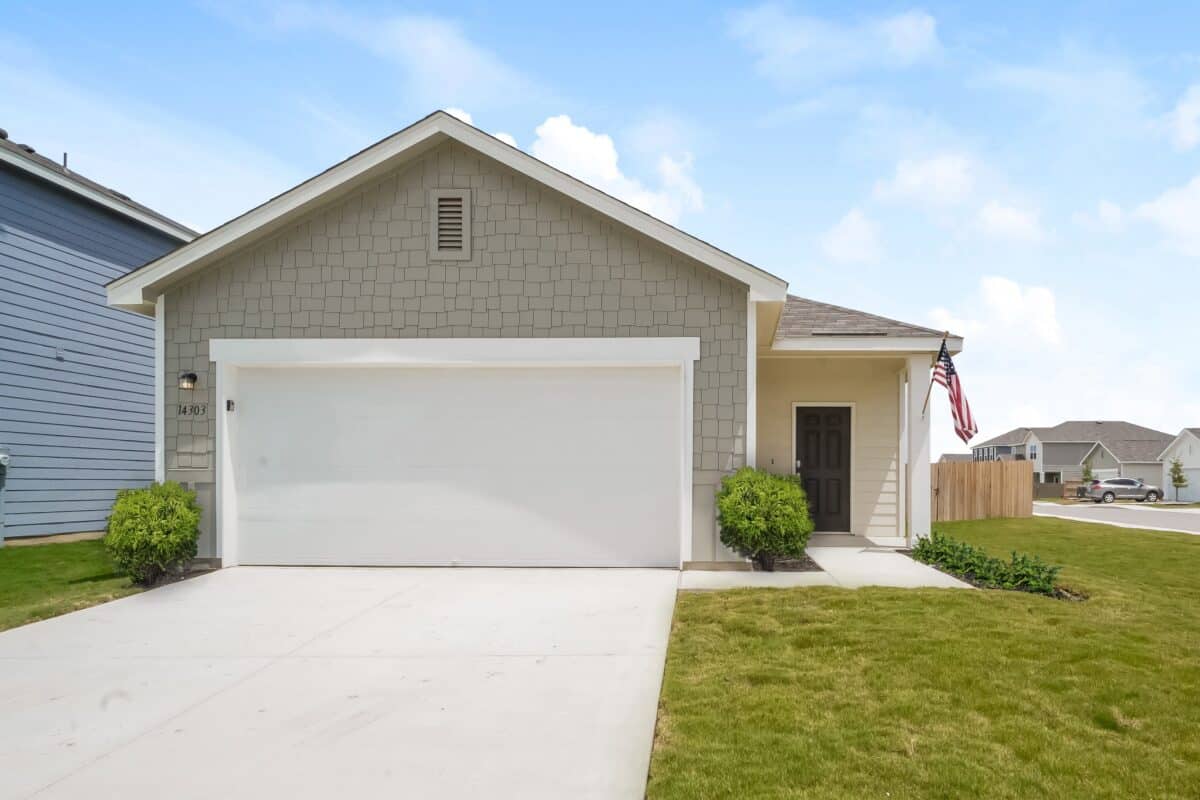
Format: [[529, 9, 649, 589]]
[[0, 132, 196, 238], [976, 420, 1174, 463], [775, 295, 946, 340], [973, 427, 1031, 448]]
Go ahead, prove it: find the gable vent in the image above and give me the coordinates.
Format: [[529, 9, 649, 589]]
[[430, 188, 472, 261]]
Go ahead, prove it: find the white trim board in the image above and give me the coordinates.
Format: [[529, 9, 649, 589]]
[[209, 336, 700, 568], [107, 111, 787, 311], [771, 335, 963, 354], [154, 294, 165, 483], [791, 402, 856, 534], [0, 146, 196, 242]]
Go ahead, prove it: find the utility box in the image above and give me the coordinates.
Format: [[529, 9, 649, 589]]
[[0, 447, 10, 547]]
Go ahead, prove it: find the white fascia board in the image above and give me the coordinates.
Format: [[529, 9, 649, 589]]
[[1158, 429, 1198, 461], [107, 112, 788, 307], [209, 337, 702, 367], [0, 147, 195, 242], [770, 335, 963, 354]]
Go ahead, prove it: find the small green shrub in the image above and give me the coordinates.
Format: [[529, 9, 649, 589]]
[[716, 467, 814, 570], [104, 482, 201, 585], [912, 530, 1061, 595]]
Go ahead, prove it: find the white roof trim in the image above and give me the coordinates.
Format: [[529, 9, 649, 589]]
[[770, 335, 963, 354], [1158, 428, 1200, 461], [0, 146, 196, 242], [107, 111, 787, 311]]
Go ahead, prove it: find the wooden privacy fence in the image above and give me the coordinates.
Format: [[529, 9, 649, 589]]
[[931, 460, 1034, 522]]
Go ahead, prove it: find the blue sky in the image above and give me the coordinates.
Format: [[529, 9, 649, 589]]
[[3, 1, 1199, 457]]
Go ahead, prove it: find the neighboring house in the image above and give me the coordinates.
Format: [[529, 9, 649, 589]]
[[971, 427, 1030, 462], [0, 130, 195, 543], [1157, 428, 1200, 501], [972, 420, 1173, 484], [938, 453, 973, 463], [106, 111, 960, 567]]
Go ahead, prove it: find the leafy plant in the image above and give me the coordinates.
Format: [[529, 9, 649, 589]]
[[1169, 457, 1189, 501], [104, 482, 201, 585], [1081, 461, 1095, 483], [912, 530, 1061, 596], [716, 468, 814, 570]]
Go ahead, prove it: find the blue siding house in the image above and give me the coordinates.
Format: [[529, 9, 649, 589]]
[[0, 131, 194, 542]]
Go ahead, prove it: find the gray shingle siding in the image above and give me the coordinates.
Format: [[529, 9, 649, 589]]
[[163, 141, 748, 560], [0, 164, 182, 539]]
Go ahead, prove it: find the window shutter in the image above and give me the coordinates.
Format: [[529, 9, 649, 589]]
[[429, 189, 471, 261]]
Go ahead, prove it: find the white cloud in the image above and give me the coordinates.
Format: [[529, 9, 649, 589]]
[[269, 5, 537, 110], [821, 208, 881, 264], [1162, 84, 1200, 151], [873, 154, 974, 207], [1135, 174, 1200, 255], [1072, 200, 1124, 232], [530, 115, 703, 224], [931, 276, 1062, 348], [729, 5, 940, 86], [927, 277, 1200, 460], [976, 201, 1045, 243], [440, 107, 516, 146]]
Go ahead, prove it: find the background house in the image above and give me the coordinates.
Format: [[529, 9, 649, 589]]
[[971, 421, 1173, 483], [0, 130, 193, 543], [1158, 428, 1200, 501]]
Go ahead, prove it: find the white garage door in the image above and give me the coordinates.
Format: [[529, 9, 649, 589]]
[[1178, 469, 1200, 502], [230, 366, 682, 567]]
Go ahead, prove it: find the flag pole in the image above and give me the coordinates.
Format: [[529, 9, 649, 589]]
[[920, 332, 949, 417]]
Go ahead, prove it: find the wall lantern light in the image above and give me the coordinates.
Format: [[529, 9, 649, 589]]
[[178, 372, 198, 391]]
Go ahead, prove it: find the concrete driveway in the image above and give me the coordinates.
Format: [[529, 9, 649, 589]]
[[0, 567, 678, 800], [1035, 501, 1200, 535]]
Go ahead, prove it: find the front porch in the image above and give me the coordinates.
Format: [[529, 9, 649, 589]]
[[747, 295, 962, 549]]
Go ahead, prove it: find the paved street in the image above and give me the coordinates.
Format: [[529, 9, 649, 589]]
[[1034, 502, 1200, 535]]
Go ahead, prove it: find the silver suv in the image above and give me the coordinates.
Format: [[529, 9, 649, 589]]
[[1085, 478, 1162, 504]]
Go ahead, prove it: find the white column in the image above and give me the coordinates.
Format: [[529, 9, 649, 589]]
[[905, 354, 933, 542], [897, 369, 908, 540], [746, 297, 757, 468]]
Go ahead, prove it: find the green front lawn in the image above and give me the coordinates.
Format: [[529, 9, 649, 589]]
[[648, 518, 1200, 799], [0, 539, 139, 632]]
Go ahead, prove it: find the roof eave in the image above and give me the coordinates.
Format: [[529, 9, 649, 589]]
[[106, 112, 788, 310], [770, 334, 963, 354], [0, 145, 196, 242]]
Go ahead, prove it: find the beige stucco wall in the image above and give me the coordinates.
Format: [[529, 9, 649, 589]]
[[162, 141, 748, 560], [756, 356, 905, 538]]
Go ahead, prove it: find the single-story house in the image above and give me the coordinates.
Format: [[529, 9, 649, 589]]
[[0, 129, 194, 544], [1157, 428, 1200, 501], [972, 420, 1172, 484], [106, 111, 959, 568], [938, 453, 973, 463]]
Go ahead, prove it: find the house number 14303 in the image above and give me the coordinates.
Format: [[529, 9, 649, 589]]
[[178, 404, 208, 417]]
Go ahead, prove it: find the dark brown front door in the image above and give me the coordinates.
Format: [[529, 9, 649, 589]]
[[795, 407, 851, 532]]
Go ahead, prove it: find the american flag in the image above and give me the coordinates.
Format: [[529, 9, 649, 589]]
[[932, 340, 978, 445]]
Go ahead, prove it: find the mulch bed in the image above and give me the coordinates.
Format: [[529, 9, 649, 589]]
[[757, 554, 823, 572]]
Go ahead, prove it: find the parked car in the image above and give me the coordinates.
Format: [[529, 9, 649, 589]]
[[1085, 478, 1162, 504]]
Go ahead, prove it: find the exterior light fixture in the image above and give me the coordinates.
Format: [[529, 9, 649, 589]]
[[178, 372, 198, 391]]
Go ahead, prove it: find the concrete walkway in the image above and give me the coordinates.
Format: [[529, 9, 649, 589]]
[[679, 535, 970, 590], [1034, 501, 1200, 535], [0, 567, 677, 800]]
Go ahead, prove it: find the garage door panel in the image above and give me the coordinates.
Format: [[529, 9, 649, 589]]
[[232, 366, 681, 566]]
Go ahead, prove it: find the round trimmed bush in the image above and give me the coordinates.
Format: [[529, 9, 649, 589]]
[[716, 467, 814, 570], [104, 481, 201, 585]]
